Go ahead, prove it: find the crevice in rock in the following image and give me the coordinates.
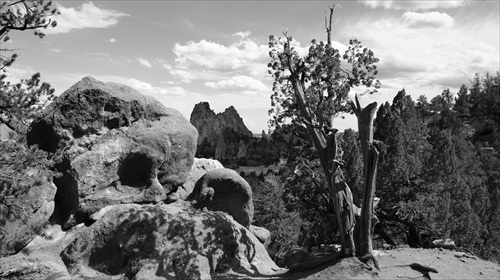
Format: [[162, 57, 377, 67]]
[[49, 157, 79, 229]]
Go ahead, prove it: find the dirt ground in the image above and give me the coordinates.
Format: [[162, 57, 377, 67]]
[[216, 247, 500, 280], [376, 247, 500, 280]]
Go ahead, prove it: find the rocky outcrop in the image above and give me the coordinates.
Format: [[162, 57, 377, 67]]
[[187, 168, 254, 228], [27, 76, 198, 228], [174, 158, 224, 201], [0, 165, 56, 257], [250, 225, 271, 248], [190, 102, 252, 160], [61, 204, 279, 279]]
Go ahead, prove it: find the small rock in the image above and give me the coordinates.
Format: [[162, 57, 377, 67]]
[[432, 238, 456, 250], [283, 248, 310, 268]]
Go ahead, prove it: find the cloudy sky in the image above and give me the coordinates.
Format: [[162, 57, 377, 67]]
[[4, 0, 499, 133]]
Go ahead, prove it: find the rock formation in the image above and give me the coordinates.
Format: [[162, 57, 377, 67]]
[[175, 158, 224, 201], [0, 77, 283, 279], [190, 102, 252, 160], [187, 168, 254, 228], [26, 76, 198, 228], [60, 203, 279, 279]]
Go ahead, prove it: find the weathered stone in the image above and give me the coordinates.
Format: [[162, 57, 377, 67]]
[[250, 225, 271, 248], [60, 204, 279, 279], [27, 76, 198, 228], [0, 166, 56, 257], [187, 168, 254, 228], [432, 238, 456, 250], [175, 158, 224, 201]]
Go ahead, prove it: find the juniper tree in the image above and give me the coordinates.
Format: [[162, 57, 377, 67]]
[[268, 5, 380, 264]]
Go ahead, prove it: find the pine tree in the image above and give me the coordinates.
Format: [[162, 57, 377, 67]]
[[0, 0, 58, 134]]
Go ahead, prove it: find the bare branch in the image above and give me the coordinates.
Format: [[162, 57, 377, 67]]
[[326, 5, 334, 45]]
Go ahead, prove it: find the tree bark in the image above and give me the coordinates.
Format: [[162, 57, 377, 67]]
[[351, 95, 379, 267], [289, 78, 355, 256]]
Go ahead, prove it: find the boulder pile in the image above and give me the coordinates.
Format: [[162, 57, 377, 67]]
[[0, 76, 278, 280]]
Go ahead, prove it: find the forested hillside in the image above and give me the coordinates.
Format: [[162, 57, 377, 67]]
[[249, 71, 500, 263]]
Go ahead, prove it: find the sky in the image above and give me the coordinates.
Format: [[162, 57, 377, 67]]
[[4, 0, 500, 134]]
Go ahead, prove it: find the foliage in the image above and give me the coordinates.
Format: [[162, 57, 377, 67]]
[[0, 137, 57, 199], [0, 73, 55, 133], [338, 128, 363, 202], [370, 72, 500, 262], [268, 35, 380, 130], [374, 90, 431, 208], [282, 155, 338, 249], [253, 174, 303, 261], [1, 0, 59, 69], [267, 6, 381, 257], [0, 0, 58, 134], [0, 137, 58, 251]]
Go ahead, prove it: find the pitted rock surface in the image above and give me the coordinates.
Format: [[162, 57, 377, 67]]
[[27, 76, 198, 227], [60, 204, 279, 280]]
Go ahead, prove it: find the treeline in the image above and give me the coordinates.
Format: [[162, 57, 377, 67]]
[[248, 72, 500, 263]]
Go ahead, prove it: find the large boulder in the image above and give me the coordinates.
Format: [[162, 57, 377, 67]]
[[60, 204, 279, 279], [26, 76, 198, 228], [0, 163, 56, 257], [250, 225, 271, 248], [187, 168, 254, 228], [175, 158, 224, 201]]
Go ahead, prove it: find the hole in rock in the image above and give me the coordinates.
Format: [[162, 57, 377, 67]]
[[118, 153, 153, 188], [106, 118, 121, 130], [104, 103, 120, 113]]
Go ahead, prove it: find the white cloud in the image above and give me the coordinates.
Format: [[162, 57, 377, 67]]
[[95, 75, 187, 97], [109, 38, 116, 43], [45, 2, 128, 34], [341, 10, 499, 106], [160, 81, 175, 85], [171, 38, 269, 81], [402, 12, 454, 28], [136, 57, 152, 68], [169, 35, 328, 84], [205, 75, 268, 92], [234, 31, 251, 39], [359, 0, 469, 11], [155, 58, 172, 70], [173, 39, 264, 71]]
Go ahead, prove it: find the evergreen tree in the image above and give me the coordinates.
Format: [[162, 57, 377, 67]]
[[0, 0, 58, 134], [268, 5, 381, 261], [374, 90, 431, 246]]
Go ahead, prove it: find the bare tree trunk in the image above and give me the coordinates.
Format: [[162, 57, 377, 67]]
[[352, 95, 380, 268]]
